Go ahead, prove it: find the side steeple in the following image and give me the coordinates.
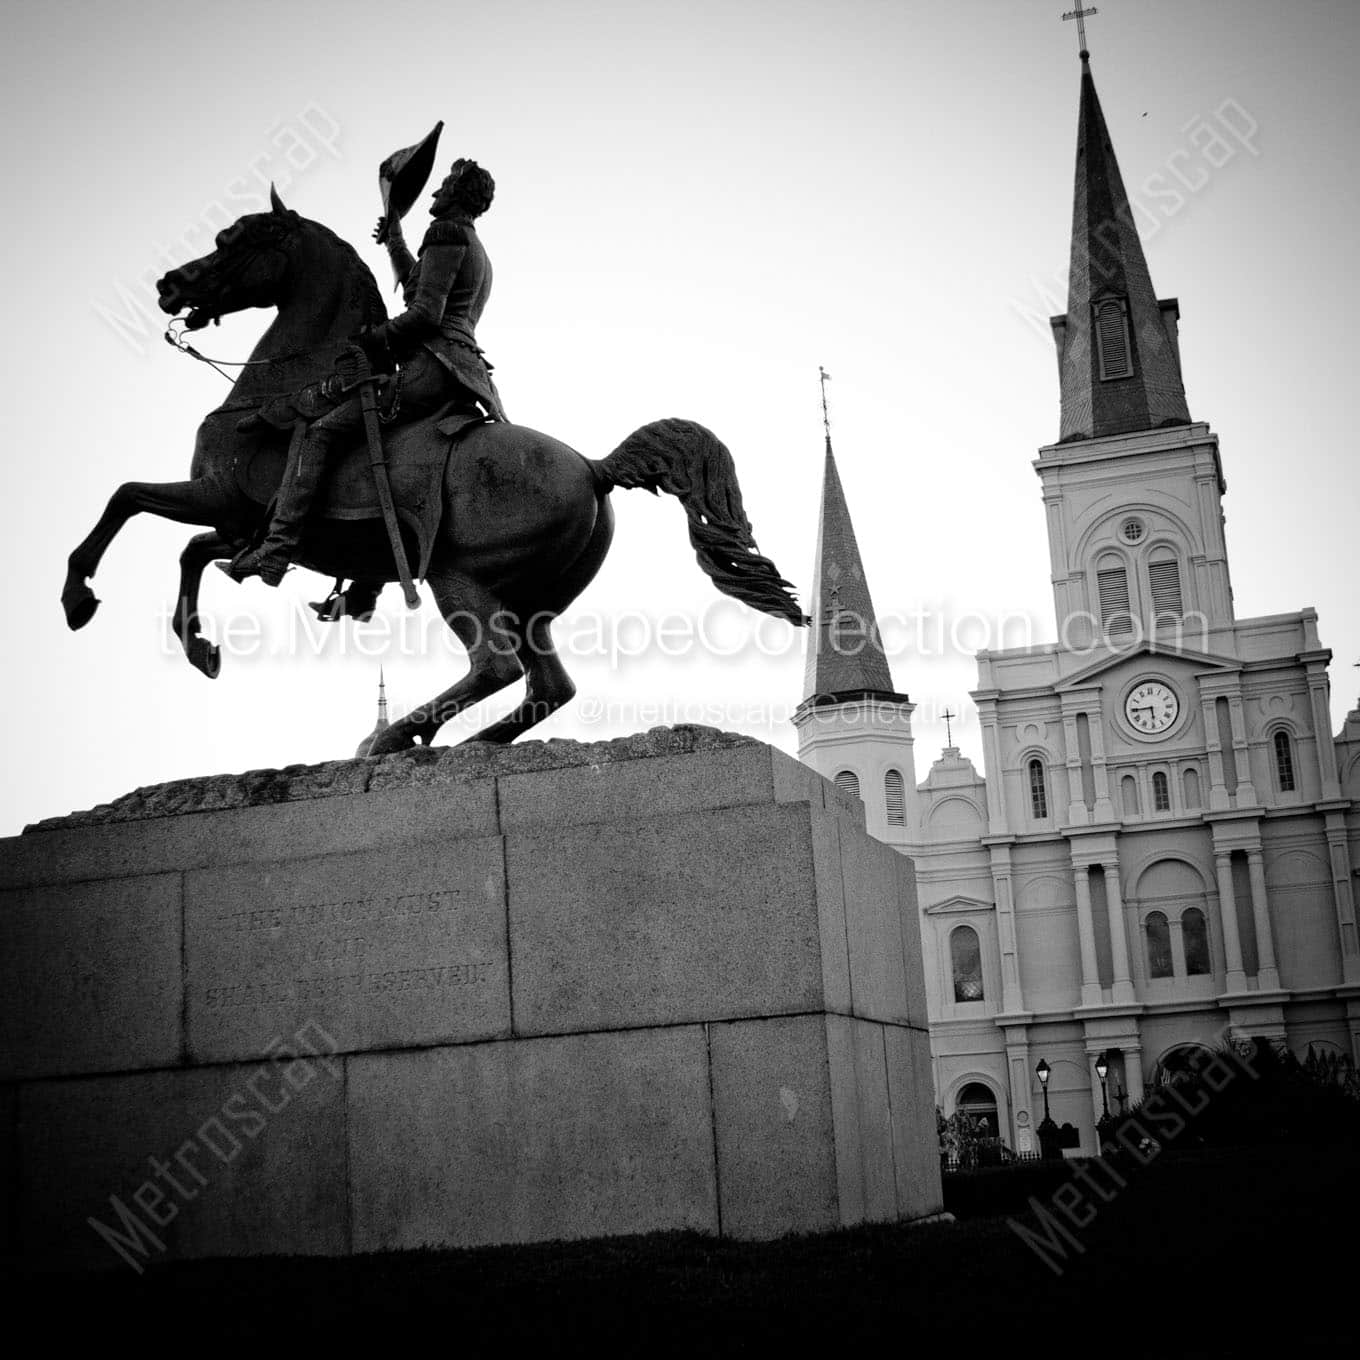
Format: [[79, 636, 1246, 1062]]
[[1051, 54, 1191, 442], [800, 373, 904, 707], [794, 372, 917, 843]]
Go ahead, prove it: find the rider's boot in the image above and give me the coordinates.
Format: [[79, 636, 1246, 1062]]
[[225, 425, 340, 586], [310, 578, 383, 623]]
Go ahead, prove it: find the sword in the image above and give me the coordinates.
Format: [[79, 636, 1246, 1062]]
[[335, 346, 420, 609]]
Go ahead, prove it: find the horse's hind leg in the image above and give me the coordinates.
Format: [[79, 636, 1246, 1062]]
[[470, 613, 576, 744], [64, 478, 225, 630], [173, 531, 238, 678], [363, 571, 525, 755]]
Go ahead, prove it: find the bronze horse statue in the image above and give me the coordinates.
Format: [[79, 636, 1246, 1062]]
[[62, 193, 805, 753]]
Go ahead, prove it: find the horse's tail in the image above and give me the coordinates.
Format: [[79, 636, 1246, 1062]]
[[593, 418, 808, 627]]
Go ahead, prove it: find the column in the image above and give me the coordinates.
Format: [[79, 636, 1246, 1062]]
[[1215, 851, 1247, 992], [1201, 696, 1230, 810], [1103, 864, 1135, 1004], [1003, 1031, 1033, 1152], [1073, 866, 1102, 1007], [1085, 713, 1116, 822], [1246, 849, 1280, 989], [1124, 1048, 1145, 1105], [1227, 696, 1258, 807], [1062, 712, 1087, 826], [991, 851, 1024, 1013], [1325, 818, 1360, 982], [1169, 915, 1187, 978]]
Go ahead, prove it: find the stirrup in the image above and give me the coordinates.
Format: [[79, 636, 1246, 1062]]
[[310, 579, 380, 623]]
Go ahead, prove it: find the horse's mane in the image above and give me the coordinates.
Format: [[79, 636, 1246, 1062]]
[[301, 216, 386, 324]]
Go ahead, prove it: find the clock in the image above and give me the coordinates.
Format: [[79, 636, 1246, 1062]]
[[1125, 680, 1179, 736]]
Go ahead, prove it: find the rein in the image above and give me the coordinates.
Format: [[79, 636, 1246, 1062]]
[[163, 316, 331, 384]]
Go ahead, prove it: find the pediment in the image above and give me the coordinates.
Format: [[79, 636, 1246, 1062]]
[[1054, 643, 1238, 692], [923, 894, 994, 917]]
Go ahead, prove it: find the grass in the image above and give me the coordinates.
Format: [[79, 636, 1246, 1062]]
[[5, 1141, 1355, 1352]]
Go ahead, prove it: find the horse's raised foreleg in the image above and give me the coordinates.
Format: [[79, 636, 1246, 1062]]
[[363, 572, 524, 755], [469, 612, 576, 744], [173, 531, 239, 678], [63, 478, 226, 630]]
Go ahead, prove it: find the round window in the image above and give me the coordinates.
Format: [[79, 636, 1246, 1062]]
[[1121, 518, 1145, 543]]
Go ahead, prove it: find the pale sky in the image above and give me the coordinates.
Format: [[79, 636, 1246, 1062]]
[[2, 0, 1357, 834]]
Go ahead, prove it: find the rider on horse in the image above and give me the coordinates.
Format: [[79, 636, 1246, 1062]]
[[227, 157, 506, 586]]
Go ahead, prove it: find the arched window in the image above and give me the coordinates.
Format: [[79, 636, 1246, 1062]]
[[1146, 912, 1173, 979], [1121, 775, 1140, 816], [955, 1082, 999, 1139], [1273, 731, 1296, 793], [1152, 771, 1171, 812], [1028, 759, 1049, 820], [1182, 907, 1210, 975], [1183, 767, 1202, 809], [1148, 548, 1183, 621], [884, 769, 906, 826], [1094, 297, 1133, 379], [1096, 552, 1133, 636], [834, 769, 860, 801], [950, 925, 984, 1002]]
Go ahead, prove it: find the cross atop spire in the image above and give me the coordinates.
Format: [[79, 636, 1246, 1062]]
[[1062, 5, 1098, 60], [818, 366, 832, 447]]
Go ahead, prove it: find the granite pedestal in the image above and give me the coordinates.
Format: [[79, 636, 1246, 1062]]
[[0, 727, 941, 1270]]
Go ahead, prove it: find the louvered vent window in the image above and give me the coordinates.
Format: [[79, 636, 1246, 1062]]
[[834, 770, 861, 801], [1097, 567, 1133, 634], [1152, 771, 1171, 812], [1028, 759, 1049, 820], [1148, 559, 1183, 618], [1273, 732, 1296, 793], [884, 769, 906, 826], [1095, 299, 1133, 379]]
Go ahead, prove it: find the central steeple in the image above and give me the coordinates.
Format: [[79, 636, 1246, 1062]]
[[1051, 54, 1191, 442]]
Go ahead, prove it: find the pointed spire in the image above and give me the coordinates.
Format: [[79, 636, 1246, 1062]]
[[355, 667, 392, 757], [1053, 57, 1191, 442], [801, 385, 904, 707]]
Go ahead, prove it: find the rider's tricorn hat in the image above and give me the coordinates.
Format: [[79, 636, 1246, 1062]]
[[376, 121, 445, 244]]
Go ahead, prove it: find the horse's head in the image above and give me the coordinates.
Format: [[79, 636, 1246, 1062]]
[[157, 186, 300, 331]]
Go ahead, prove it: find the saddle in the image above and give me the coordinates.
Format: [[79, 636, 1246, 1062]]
[[236, 397, 488, 580]]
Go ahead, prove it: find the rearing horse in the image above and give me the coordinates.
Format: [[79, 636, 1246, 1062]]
[[62, 192, 805, 753]]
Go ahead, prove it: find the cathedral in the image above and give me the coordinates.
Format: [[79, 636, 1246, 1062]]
[[795, 51, 1360, 1155]]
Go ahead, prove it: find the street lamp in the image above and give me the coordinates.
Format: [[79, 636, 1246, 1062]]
[[1035, 1058, 1059, 1160], [1094, 1050, 1110, 1119]]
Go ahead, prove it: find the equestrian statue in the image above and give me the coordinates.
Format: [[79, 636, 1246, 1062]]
[[61, 126, 806, 754]]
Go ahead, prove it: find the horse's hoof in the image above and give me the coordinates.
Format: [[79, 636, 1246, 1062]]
[[187, 637, 221, 679], [62, 585, 100, 631]]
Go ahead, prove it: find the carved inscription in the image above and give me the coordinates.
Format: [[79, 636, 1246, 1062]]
[[186, 838, 510, 1058], [204, 888, 493, 1010]]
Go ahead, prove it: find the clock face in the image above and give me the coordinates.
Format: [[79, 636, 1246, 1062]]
[[1125, 680, 1179, 736]]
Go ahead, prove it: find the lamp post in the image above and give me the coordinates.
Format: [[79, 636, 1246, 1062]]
[[1036, 1058, 1059, 1160], [1095, 1050, 1110, 1119], [1094, 1050, 1117, 1151]]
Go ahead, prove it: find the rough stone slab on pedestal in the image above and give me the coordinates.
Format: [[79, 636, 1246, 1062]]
[[708, 1016, 839, 1237], [349, 1027, 718, 1251], [19, 1058, 347, 1271], [0, 728, 940, 1263], [0, 874, 182, 1080], [506, 803, 829, 1035]]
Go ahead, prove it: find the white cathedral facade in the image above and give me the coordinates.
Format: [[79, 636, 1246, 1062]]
[[795, 53, 1360, 1155]]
